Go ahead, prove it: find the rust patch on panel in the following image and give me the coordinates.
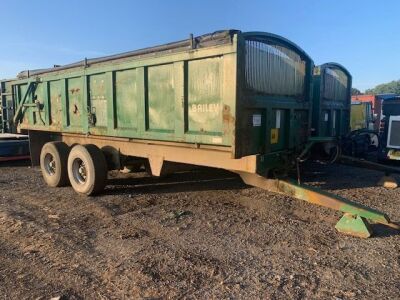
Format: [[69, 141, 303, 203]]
[[73, 104, 79, 115], [70, 88, 81, 94], [223, 104, 235, 134]]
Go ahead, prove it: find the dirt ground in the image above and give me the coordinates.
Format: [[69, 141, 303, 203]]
[[0, 160, 399, 299]]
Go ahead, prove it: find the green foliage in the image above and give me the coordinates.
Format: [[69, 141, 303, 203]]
[[365, 80, 400, 95], [351, 88, 362, 95]]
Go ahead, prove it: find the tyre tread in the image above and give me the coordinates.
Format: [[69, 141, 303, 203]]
[[40, 141, 70, 187]]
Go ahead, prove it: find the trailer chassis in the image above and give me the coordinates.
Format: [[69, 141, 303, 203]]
[[28, 130, 400, 238]]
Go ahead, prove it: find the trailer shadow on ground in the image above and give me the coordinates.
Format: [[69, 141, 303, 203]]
[[0, 159, 31, 168], [300, 161, 400, 190], [105, 168, 248, 195], [105, 166, 400, 239], [370, 224, 400, 238], [1, 158, 396, 193], [104, 161, 400, 196], [104, 164, 398, 198]]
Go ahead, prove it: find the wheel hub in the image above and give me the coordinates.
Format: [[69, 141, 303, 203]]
[[44, 153, 56, 176], [78, 163, 87, 180], [72, 158, 87, 184]]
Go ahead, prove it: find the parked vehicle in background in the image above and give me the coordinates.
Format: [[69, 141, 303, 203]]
[[0, 79, 29, 161], [312, 63, 351, 139], [349, 94, 399, 157], [379, 95, 400, 161], [311, 63, 351, 160], [350, 101, 374, 131], [310, 63, 378, 158], [1, 79, 16, 134], [351, 93, 397, 131], [346, 100, 380, 156]]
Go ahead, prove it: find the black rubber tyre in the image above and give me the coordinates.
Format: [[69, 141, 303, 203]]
[[40, 141, 70, 187], [67, 144, 107, 196]]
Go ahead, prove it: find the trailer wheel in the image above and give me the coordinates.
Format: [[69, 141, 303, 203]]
[[68, 144, 107, 196], [40, 141, 70, 187]]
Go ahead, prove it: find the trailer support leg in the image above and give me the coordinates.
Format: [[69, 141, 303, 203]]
[[335, 214, 372, 238], [237, 172, 400, 238]]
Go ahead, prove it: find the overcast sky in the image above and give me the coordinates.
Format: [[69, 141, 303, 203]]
[[1, 0, 399, 91]]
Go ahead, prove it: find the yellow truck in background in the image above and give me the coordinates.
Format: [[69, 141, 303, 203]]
[[351, 101, 374, 131]]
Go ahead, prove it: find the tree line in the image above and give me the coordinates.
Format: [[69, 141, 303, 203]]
[[352, 80, 400, 95]]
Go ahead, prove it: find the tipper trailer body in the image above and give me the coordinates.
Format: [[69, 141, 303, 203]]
[[6, 30, 399, 237], [13, 30, 313, 176]]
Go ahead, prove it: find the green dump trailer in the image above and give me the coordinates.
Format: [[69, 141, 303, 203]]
[[308, 63, 352, 161], [312, 63, 351, 139], [13, 30, 314, 177], [310, 63, 373, 158], [7, 30, 399, 237]]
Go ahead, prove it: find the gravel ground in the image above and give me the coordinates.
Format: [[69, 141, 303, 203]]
[[0, 160, 399, 299]]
